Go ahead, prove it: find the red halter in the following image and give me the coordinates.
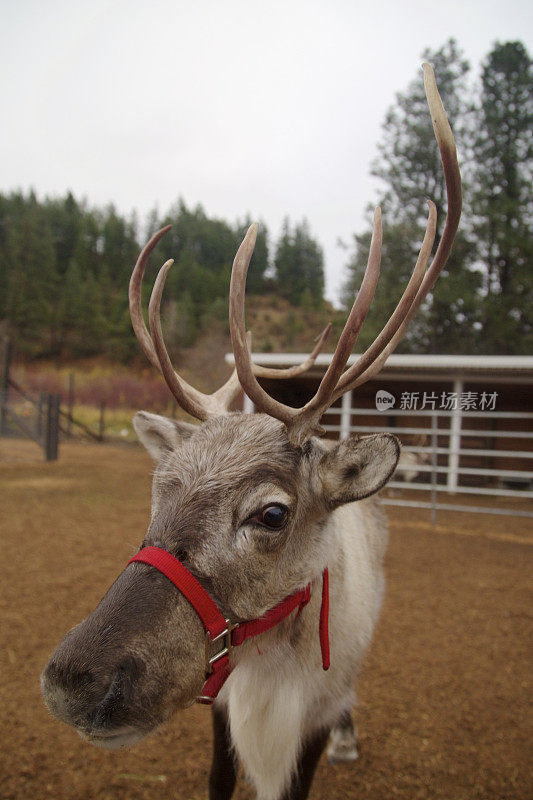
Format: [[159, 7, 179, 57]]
[[127, 546, 330, 704]]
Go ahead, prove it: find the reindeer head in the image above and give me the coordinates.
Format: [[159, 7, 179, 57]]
[[41, 64, 461, 749]]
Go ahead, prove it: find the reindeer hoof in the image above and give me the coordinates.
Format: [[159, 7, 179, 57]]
[[327, 729, 359, 763]]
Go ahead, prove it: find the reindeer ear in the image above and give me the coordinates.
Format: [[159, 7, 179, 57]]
[[133, 411, 197, 460], [319, 433, 400, 508]]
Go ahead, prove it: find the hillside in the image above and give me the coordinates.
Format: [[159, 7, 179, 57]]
[[10, 293, 344, 428], [177, 292, 341, 393]]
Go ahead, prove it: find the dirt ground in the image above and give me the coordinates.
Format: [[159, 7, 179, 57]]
[[1, 439, 531, 800]]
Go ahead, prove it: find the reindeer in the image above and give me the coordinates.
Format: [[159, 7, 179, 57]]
[[396, 436, 431, 482], [41, 64, 461, 800]]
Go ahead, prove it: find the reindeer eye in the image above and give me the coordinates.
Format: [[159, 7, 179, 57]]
[[257, 504, 289, 529]]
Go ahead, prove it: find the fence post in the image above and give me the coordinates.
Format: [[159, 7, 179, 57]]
[[1, 338, 12, 436], [67, 373, 75, 436], [340, 390, 353, 440], [45, 394, 60, 461], [98, 400, 106, 442], [36, 392, 46, 440], [447, 377, 463, 493], [430, 412, 438, 524]]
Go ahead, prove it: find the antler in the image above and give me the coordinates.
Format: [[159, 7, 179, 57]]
[[229, 63, 462, 444], [129, 231, 331, 420], [251, 324, 332, 379]]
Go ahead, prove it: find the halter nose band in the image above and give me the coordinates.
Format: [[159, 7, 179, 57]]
[[128, 547, 228, 639], [127, 546, 329, 704]]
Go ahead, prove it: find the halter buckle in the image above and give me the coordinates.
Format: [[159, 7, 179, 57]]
[[204, 620, 236, 674]]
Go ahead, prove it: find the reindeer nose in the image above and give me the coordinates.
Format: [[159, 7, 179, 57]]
[[86, 663, 133, 728], [44, 660, 94, 694], [42, 655, 144, 730]]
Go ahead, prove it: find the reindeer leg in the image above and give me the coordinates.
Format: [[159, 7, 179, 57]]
[[326, 709, 359, 763], [209, 704, 237, 800], [279, 727, 330, 800]]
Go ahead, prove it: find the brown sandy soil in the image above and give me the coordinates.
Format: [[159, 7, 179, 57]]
[[1, 440, 531, 800]]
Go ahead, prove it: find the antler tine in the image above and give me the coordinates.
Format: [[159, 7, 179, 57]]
[[134, 64, 460, 440], [333, 200, 437, 396], [211, 367, 242, 410], [230, 63, 461, 444], [229, 224, 297, 425], [132, 224, 332, 420], [332, 62, 462, 398], [229, 214, 382, 442], [148, 260, 219, 420], [129, 225, 172, 370], [252, 323, 332, 379], [217, 325, 331, 413], [303, 207, 382, 413], [129, 225, 245, 419]]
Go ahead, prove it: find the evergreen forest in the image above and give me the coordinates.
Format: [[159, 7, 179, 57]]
[[1, 40, 530, 361]]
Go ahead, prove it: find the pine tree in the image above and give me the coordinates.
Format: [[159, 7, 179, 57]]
[[275, 218, 324, 307], [342, 39, 480, 353], [3, 195, 59, 355], [473, 41, 532, 354]]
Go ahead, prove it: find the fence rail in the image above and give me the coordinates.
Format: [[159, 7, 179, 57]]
[[323, 407, 533, 419], [331, 400, 533, 519], [380, 499, 533, 519], [1, 339, 107, 460], [58, 406, 103, 442], [400, 446, 533, 459], [324, 423, 533, 439], [243, 392, 533, 520], [0, 382, 60, 461]]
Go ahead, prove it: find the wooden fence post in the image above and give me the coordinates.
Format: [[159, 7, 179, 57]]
[[67, 373, 75, 436], [98, 400, 106, 442], [36, 392, 46, 440], [1, 338, 12, 436], [45, 394, 60, 461]]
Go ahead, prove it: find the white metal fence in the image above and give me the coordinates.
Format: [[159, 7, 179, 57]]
[[320, 396, 533, 520]]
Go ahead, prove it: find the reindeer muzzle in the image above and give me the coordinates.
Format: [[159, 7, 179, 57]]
[[127, 546, 330, 704]]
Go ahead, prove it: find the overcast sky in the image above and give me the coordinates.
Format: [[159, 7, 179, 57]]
[[1, 0, 531, 304]]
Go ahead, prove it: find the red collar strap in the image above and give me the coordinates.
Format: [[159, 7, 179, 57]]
[[127, 546, 330, 704]]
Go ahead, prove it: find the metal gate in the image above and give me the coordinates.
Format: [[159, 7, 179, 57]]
[[321, 399, 533, 520]]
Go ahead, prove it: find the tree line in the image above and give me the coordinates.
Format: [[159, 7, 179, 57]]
[[1, 39, 530, 361], [342, 39, 532, 355], [0, 193, 325, 359]]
